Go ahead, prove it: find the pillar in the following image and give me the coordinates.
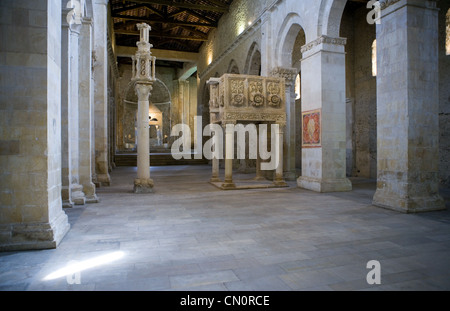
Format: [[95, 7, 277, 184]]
[[61, 3, 85, 206], [297, 35, 352, 192], [0, 0, 70, 251], [271, 67, 298, 181], [69, 16, 85, 205], [132, 23, 155, 194], [222, 123, 236, 189], [254, 124, 266, 181], [274, 124, 288, 187], [61, 7, 73, 207], [211, 156, 220, 182], [93, 0, 111, 186], [373, 0, 445, 213], [134, 83, 154, 193], [79, 17, 99, 203]]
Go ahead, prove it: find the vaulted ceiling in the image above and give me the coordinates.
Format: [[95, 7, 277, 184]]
[[110, 0, 233, 53]]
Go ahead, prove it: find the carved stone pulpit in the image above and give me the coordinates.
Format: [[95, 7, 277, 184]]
[[207, 74, 288, 190]]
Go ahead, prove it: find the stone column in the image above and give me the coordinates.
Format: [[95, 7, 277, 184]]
[[69, 18, 86, 205], [0, 0, 70, 251], [61, 5, 85, 206], [93, 0, 111, 186], [61, 8, 73, 208], [132, 23, 156, 194], [373, 0, 445, 213], [297, 36, 352, 193], [134, 83, 154, 193], [79, 17, 99, 203], [271, 67, 298, 181], [254, 124, 265, 181], [211, 156, 220, 182], [222, 122, 236, 189], [274, 124, 288, 187]]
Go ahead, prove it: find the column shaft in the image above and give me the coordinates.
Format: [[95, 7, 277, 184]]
[[222, 124, 236, 189], [373, 0, 444, 213], [93, 0, 111, 186], [297, 36, 352, 193], [134, 83, 154, 193], [79, 18, 99, 203], [274, 124, 287, 186]]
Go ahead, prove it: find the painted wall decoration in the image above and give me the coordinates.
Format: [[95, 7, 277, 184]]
[[302, 109, 321, 148]]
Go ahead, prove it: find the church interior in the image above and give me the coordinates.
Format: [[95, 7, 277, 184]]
[[1, 0, 450, 291]]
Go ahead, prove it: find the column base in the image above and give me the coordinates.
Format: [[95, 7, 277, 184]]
[[373, 190, 446, 214], [97, 173, 111, 187], [0, 211, 70, 251], [210, 177, 221, 183], [283, 170, 297, 181], [297, 176, 352, 193], [221, 182, 236, 190], [134, 178, 154, 194], [273, 179, 288, 187], [86, 194, 100, 204], [71, 184, 86, 206], [82, 182, 99, 203], [253, 175, 267, 181], [62, 200, 74, 208]]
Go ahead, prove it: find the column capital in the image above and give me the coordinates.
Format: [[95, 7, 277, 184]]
[[270, 67, 298, 86], [94, 0, 109, 6], [301, 35, 347, 55], [70, 22, 82, 35], [207, 77, 221, 85], [134, 82, 153, 101], [380, 0, 438, 14], [82, 17, 93, 26]]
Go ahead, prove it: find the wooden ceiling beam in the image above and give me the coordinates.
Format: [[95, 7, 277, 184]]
[[112, 13, 217, 28], [184, 8, 217, 25], [112, 4, 144, 14], [115, 29, 208, 41], [124, 0, 229, 13], [167, 9, 187, 19]]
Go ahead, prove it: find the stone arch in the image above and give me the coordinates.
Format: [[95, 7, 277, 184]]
[[244, 42, 261, 75], [123, 79, 172, 149], [317, 0, 347, 38], [227, 59, 240, 74], [276, 13, 306, 68], [83, 0, 93, 19]]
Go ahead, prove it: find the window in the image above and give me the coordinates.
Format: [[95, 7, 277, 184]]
[[446, 9, 450, 56], [295, 73, 301, 100], [372, 39, 377, 77]]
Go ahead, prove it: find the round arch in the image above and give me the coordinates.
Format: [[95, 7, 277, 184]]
[[122, 79, 172, 149], [275, 13, 307, 68], [244, 42, 261, 75], [227, 59, 240, 74], [317, 0, 348, 38]]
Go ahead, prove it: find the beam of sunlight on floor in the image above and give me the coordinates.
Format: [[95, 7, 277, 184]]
[[42, 251, 125, 281]]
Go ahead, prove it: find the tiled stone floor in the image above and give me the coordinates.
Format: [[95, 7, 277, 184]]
[[1, 165, 450, 291]]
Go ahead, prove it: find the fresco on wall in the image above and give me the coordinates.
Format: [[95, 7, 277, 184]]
[[302, 109, 321, 148]]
